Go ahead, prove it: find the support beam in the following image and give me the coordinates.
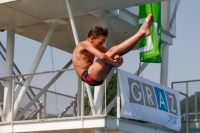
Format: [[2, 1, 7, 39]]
[[65, 0, 82, 116], [13, 21, 58, 119], [94, 12, 109, 116], [81, 81, 84, 116], [15, 60, 72, 120], [110, 9, 138, 26], [11, 77, 15, 121], [103, 95, 117, 114], [117, 73, 120, 126], [85, 84, 96, 115], [162, 1, 171, 32], [0, 103, 5, 122], [77, 79, 82, 116], [37, 102, 42, 120], [160, 1, 170, 87], [134, 63, 149, 75], [94, 84, 103, 115], [170, 0, 181, 27], [65, 0, 79, 45], [161, 30, 174, 45], [160, 43, 169, 86], [3, 28, 15, 122]]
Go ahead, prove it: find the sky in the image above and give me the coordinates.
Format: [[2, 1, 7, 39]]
[[0, 0, 200, 88]]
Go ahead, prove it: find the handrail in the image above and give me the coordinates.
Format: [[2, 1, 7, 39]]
[[0, 68, 74, 80], [181, 112, 200, 117]]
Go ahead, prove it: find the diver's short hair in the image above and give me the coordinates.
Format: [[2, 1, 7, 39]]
[[88, 25, 108, 39]]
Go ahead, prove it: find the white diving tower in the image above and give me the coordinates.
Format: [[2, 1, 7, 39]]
[[0, 0, 185, 133]]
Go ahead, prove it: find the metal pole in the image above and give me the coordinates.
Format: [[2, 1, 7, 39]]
[[3, 28, 15, 122], [162, 1, 171, 31], [160, 1, 170, 86], [169, 0, 181, 27], [94, 12, 109, 116], [85, 84, 96, 115], [0, 103, 5, 122], [65, 0, 79, 45], [37, 102, 42, 119], [74, 100, 77, 116], [186, 82, 189, 133], [15, 60, 72, 120], [104, 79, 106, 115], [77, 78, 82, 116], [81, 81, 84, 116], [117, 70, 120, 127], [44, 92, 46, 119], [13, 21, 58, 119], [160, 43, 169, 86], [65, 0, 81, 117], [11, 77, 15, 121], [195, 92, 198, 119], [94, 84, 103, 115]]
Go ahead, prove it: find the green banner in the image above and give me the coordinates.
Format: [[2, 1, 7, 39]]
[[139, 2, 161, 63]]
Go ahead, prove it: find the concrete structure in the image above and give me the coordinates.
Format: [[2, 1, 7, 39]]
[[0, 0, 186, 132]]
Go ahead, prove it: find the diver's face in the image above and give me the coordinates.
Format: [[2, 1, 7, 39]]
[[91, 35, 106, 49]]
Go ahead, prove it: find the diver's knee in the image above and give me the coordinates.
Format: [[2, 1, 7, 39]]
[[106, 46, 118, 57]]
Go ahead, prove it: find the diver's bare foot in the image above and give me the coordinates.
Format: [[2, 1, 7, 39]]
[[138, 14, 154, 37]]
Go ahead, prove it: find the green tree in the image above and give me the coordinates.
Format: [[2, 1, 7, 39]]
[[180, 93, 200, 119]]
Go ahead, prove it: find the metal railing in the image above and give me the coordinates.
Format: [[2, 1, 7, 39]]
[[172, 79, 200, 133], [0, 68, 121, 122], [0, 69, 79, 121], [172, 80, 200, 120]]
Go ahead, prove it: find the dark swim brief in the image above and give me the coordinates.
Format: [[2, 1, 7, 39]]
[[81, 70, 103, 86]]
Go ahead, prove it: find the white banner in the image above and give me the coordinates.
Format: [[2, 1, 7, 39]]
[[118, 69, 181, 131]]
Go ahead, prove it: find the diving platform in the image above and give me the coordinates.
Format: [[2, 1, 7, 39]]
[[0, 115, 176, 133], [0, 0, 182, 133]]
